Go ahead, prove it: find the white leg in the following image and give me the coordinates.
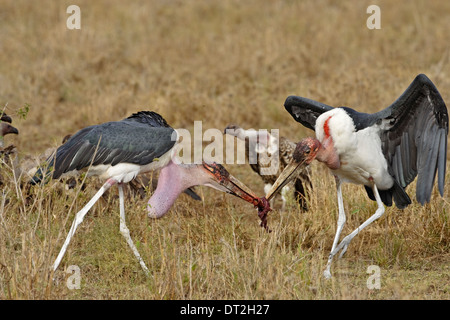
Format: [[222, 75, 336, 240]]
[[118, 183, 149, 274], [324, 176, 346, 278], [52, 179, 117, 272], [324, 179, 385, 278]]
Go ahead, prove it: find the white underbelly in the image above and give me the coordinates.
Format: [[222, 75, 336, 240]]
[[331, 128, 394, 190], [332, 160, 393, 189], [86, 149, 173, 183]]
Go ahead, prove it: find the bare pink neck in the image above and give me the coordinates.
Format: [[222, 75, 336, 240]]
[[316, 137, 341, 170], [146, 161, 203, 218]]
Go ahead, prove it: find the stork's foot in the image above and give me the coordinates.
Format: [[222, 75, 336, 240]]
[[323, 235, 354, 279], [323, 269, 332, 279]]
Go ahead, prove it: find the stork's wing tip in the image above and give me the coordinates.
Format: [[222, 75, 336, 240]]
[[415, 73, 430, 82], [284, 95, 307, 108]]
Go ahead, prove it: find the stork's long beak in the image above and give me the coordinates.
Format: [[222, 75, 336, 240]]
[[265, 157, 308, 202], [202, 161, 272, 230], [202, 162, 260, 206]]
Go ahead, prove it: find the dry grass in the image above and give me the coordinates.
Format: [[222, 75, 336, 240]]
[[0, 0, 449, 300]]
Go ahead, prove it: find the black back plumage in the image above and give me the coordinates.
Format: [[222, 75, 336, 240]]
[[284, 74, 448, 209], [31, 111, 176, 184], [125, 111, 171, 128]]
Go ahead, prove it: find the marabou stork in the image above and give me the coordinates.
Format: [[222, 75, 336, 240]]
[[224, 124, 312, 210], [31, 111, 271, 273], [265, 74, 448, 278]]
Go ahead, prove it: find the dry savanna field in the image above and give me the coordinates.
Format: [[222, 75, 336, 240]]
[[0, 0, 449, 300]]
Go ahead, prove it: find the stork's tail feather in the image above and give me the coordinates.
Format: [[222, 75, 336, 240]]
[[364, 180, 411, 209], [391, 181, 412, 209]]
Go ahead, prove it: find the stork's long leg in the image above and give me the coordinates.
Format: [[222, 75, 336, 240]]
[[52, 178, 117, 272], [324, 179, 385, 278], [118, 183, 149, 274], [323, 176, 346, 279]]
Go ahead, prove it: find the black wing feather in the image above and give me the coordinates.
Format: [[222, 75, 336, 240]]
[[52, 122, 176, 179], [377, 74, 448, 205], [125, 111, 171, 127], [284, 96, 334, 130], [30, 112, 177, 183]]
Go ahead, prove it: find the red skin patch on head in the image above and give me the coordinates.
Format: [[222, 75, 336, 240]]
[[318, 116, 341, 170], [323, 116, 332, 139]]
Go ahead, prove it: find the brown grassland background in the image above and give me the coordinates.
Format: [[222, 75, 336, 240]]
[[0, 0, 449, 300]]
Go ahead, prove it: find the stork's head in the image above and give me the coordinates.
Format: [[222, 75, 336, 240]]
[[265, 137, 320, 201], [293, 137, 321, 165], [201, 162, 259, 202], [200, 162, 272, 229]]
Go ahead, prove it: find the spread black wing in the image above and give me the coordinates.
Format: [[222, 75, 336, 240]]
[[375, 74, 448, 206]]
